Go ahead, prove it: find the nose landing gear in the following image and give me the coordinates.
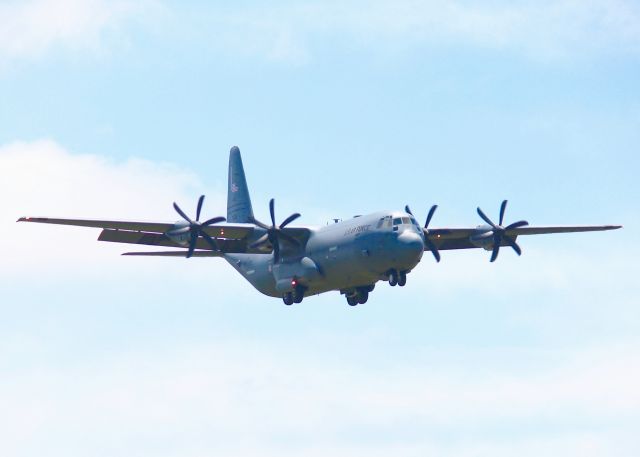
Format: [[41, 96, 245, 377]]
[[387, 269, 407, 287]]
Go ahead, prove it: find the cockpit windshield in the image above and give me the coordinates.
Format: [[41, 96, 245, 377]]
[[389, 215, 424, 234]]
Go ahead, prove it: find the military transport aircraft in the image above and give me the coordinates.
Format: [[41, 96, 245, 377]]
[[18, 146, 621, 306]]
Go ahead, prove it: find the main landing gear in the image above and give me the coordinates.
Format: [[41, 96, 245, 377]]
[[345, 285, 374, 306], [387, 269, 407, 287], [283, 285, 306, 305]]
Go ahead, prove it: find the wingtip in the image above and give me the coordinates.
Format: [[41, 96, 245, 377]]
[[17, 217, 28, 222]]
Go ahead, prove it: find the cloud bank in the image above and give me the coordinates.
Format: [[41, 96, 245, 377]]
[[205, 0, 640, 63], [0, 0, 160, 61], [2, 339, 639, 457], [0, 139, 225, 275]]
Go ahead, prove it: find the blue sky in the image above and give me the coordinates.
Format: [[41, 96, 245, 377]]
[[1, 1, 639, 456]]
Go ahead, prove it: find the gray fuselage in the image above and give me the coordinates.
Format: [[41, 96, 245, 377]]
[[225, 210, 425, 298]]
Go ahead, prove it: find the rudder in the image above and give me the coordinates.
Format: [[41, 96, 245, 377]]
[[227, 146, 255, 223]]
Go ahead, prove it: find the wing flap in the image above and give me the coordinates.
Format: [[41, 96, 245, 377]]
[[122, 250, 222, 257], [98, 229, 252, 253]]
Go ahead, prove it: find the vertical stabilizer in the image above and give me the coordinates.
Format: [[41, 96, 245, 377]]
[[227, 146, 254, 223]]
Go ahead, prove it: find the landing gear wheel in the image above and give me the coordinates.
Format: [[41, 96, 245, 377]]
[[398, 271, 407, 287], [283, 292, 294, 306], [357, 291, 369, 304], [388, 269, 398, 286], [346, 295, 358, 306], [293, 286, 304, 304]]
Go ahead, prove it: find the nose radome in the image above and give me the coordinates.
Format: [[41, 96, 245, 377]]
[[397, 230, 424, 265]]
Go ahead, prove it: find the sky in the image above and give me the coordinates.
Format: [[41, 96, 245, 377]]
[[0, 0, 639, 456]]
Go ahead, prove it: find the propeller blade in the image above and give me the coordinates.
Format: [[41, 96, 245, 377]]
[[166, 226, 191, 236], [269, 198, 276, 227], [424, 237, 441, 262], [278, 230, 301, 246], [249, 217, 271, 230], [200, 231, 220, 251], [249, 233, 270, 249], [425, 205, 438, 228], [173, 202, 193, 224], [186, 231, 198, 258], [273, 239, 280, 263], [405, 205, 413, 216], [505, 220, 529, 230], [280, 213, 301, 228], [499, 200, 508, 226], [503, 236, 522, 256], [477, 207, 497, 229], [202, 216, 226, 226], [490, 235, 501, 262], [196, 195, 205, 221]]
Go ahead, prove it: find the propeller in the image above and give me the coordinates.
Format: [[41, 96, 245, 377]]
[[405, 204, 441, 262], [249, 198, 301, 263], [476, 200, 529, 262], [168, 195, 226, 258]]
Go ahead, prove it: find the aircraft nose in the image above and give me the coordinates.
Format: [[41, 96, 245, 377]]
[[396, 230, 424, 266]]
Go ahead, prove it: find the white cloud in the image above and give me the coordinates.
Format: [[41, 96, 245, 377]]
[[1, 339, 639, 456], [0, 0, 161, 61], [205, 0, 640, 63], [0, 139, 227, 276]]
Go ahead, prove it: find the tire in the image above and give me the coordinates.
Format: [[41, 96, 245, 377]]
[[283, 292, 294, 305], [346, 295, 358, 306], [389, 269, 398, 286], [398, 272, 407, 287], [358, 292, 368, 304]]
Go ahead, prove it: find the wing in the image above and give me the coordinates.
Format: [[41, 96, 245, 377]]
[[18, 216, 256, 252], [17, 216, 312, 255], [17, 217, 253, 239], [428, 225, 621, 250]]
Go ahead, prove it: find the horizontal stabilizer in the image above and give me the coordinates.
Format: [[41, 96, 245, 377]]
[[122, 250, 222, 257]]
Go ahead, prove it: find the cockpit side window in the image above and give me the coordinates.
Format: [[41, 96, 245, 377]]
[[378, 216, 393, 229], [393, 217, 402, 225], [401, 217, 411, 224]]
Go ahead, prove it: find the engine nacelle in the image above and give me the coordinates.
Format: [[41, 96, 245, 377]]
[[164, 221, 191, 246], [469, 228, 495, 251]]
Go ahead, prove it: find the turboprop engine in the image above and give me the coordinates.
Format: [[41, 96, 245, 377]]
[[469, 228, 496, 251], [467, 200, 529, 262]]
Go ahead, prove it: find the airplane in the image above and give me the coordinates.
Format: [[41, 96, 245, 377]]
[[18, 146, 621, 306]]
